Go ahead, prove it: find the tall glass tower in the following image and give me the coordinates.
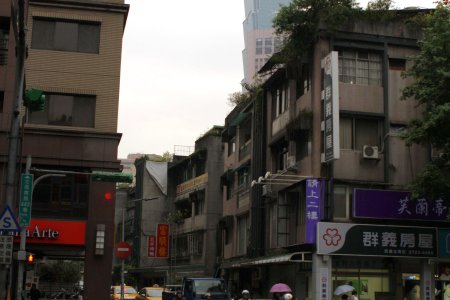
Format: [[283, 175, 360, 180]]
[[242, 0, 291, 84]]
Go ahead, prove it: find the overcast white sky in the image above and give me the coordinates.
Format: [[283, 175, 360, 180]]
[[117, 0, 436, 159]]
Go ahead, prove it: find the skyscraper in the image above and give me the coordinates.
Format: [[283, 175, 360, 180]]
[[242, 0, 291, 84]]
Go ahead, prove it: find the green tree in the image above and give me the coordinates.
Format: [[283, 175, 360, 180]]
[[401, 2, 450, 199], [39, 260, 82, 283]]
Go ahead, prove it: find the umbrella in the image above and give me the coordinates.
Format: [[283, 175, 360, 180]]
[[270, 283, 292, 293], [334, 285, 355, 296]]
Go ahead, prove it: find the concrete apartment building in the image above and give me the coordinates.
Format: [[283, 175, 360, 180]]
[[0, 0, 128, 299], [166, 126, 224, 281], [242, 0, 291, 85], [220, 9, 448, 300]]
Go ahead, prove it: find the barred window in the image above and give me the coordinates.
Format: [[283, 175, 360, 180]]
[[338, 49, 382, 86]]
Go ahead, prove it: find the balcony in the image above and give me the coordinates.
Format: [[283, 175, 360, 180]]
[[237, 183, 250, 208], [238, 140, 251, 161], [176, 173, 208, 198], [272, 109, 290, 136]]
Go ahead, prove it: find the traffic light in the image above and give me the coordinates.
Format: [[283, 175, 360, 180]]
[[104, 192, 113, 200], [25, 253, 36, 271], [26, 253, 35, 263], [23, 88, 46, 112]]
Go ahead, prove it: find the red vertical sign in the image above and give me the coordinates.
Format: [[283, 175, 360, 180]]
[[156, 223, 169, 258], [148, 235, 156, 257]]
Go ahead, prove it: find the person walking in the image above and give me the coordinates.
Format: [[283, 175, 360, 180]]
[[28, 284, 40, 300], [350, 291, 359, 300]]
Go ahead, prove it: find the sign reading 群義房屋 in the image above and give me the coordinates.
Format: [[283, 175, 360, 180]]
[[317, 222, 437, 257], [321, 51, 340, 163], [353, 188, 449, 221]]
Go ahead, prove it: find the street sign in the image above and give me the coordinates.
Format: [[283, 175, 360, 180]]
[[19, 173, 34, 227], [0, 206, 20, 232], [0, 236, 13, 264], [115, 241, 131, 259]]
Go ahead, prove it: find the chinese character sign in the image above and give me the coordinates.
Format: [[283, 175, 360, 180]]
[[148, 235, 156, 257], [317, 222, 437, 257], [305, 178, 324, 244], [353, 188, 450, 221], [321, 51, 340, 163], [156, 223, 169, 258]]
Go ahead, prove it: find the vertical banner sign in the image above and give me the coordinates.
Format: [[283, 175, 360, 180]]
[[305, 178, 323, 244], [148, 235, 156, 257], [321, 51, 340, 163], [19, 174, 34, 227], [320, 267, 329, 300], [156, 223, 169, 258]]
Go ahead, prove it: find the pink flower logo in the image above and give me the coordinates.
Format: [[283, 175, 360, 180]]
[[323, 228, 342, 246]]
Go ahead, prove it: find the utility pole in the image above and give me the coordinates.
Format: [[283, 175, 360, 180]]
[[2, 1, 26, 299]]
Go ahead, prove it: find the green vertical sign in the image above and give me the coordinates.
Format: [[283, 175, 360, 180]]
[[19, 174, 33, 227]]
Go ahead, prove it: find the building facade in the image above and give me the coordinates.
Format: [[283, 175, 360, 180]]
[[166, 126, 224, 281], [242, 0, 291, 85], [221, 10, 447, 300], [0, 0, 128, 299]]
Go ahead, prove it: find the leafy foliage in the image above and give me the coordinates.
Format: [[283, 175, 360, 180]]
[[39, 260, 82, 283], [272, 0, 359, 64], [401, 2, 450, 199], [228, 82, 263, 108]]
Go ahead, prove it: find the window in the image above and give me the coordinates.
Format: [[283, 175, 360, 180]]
[[274, 37, 282, 52], [0, 18, 9, 65], [340, 117, 382, 151], [389, 58, 406, 71], [338, 49, 382, 86], [255, 38, 263, 55], [29, 93, 96, 128], [238, 215, 248, 255], [32, 18, 100, 54], [194, 194, 204, 216], [264, 37, 272, 54], [297, 64, 311, 97], [333, 185, 352, 220], [33, 174, 88, 218], [272, 82, 289, 118], [0, 91, 4, 113], [226, 173, 234, 200], [295, 131, 310, 161], [228, 137, 236, 156]]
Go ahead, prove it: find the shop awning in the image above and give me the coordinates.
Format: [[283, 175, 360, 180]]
[[221, 252, 312, 268], [230, 112, 249, 127]]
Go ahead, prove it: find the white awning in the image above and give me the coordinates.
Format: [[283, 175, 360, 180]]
[[224, 252, 312, 268]]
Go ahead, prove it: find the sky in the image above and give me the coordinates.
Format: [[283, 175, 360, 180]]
[[117, 0, 437, 159]]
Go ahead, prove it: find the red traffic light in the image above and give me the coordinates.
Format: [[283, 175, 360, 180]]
[[104, 192, 112, 200], [27, 253, 35, 263]]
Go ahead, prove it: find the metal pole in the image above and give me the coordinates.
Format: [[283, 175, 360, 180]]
[[121, 207, 125, 300], [15, 156, 31, 300], [15, 157, 65, 300], [2, 0, 26, 297]]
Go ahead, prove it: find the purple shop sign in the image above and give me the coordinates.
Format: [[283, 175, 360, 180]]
[[305, 178, 325, 243], [353, 188, 449, 221]]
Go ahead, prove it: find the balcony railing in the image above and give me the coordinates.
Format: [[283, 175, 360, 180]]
[[237, 183, 250, 207], [176, 173, 208, 196], [238, 140, 251, 161]]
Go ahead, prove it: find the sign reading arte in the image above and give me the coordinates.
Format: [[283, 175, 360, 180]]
[[0, 219, 86, 246]]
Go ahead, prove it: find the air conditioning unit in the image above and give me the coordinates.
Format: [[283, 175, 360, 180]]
[[363, 145, 379, 159]]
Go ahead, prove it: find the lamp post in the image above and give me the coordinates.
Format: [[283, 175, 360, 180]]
[[16, 156, 65, 300], [120, 196, 159, 300]]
